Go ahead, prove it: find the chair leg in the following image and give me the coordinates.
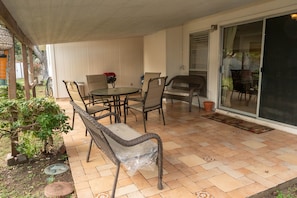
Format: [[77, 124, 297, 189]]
[[86, 139, 93, 162], [124, 102, 127, 123], [115, 113, 121, 123], [109, 106, 112, 124], [125, 106, 137, 123], [111, 164, 121, 198], [72, 107, 75, 129], [161, 108, 165, 126], [197, 94, 201, 110], [142, 112, 147, 133], [157, 141, 163, 190], [157, 157, 163, 190]]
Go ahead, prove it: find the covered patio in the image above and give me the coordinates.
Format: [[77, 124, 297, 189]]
[[1, 1, 297, 197], [58, 99, 297, 198]]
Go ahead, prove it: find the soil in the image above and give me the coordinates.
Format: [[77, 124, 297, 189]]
[[248, 177, 297, 198], [0, 146, 76, 198]]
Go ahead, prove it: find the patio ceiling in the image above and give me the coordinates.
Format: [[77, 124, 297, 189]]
[[1, 0, 266, 46]]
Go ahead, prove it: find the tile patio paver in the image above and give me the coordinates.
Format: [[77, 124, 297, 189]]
[[57, 99, 297, 198]]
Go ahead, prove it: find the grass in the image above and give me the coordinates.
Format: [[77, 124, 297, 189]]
[[275, 186, 297, 198], [0, 137, 10, 165]]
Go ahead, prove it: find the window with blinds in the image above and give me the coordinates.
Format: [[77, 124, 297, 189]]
[[189, 32, 209, 71], [189, 31, 208, 97]]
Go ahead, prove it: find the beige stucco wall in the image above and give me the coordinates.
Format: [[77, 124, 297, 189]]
[[143, 26, 183, 80], [165, 26, 184, 79], [143, 30, 166, 76], [49, 37, 144, 98]]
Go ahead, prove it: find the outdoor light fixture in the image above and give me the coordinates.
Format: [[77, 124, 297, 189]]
[[210, 24, 218, 32], [0, 24, 13, 51], [291, 13, 297, 20]]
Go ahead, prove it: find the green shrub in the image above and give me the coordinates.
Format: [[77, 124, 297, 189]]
[[16, 132, 42, 158], [0, 82, 25, 99], [0, 97, 71, 158]]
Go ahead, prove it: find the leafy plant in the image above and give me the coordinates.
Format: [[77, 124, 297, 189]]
[[276, 190, 284, 198], [16, 132, 42, 158], [275, 186, 297, 198], [0, 97, 71, 158], [0, 82, 25, 99]]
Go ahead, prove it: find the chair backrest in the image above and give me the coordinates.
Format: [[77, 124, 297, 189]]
[[142, 72, 161, 97], [240, 70, 252, 83], [86, 74, 108, 93], [144, 76, 167, 110], [231, 70, 252, 91], [63, 80, 87, 110], [169, 75, 205, 91]]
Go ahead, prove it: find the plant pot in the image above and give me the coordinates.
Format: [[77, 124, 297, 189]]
[[204, 101, 214, 112]]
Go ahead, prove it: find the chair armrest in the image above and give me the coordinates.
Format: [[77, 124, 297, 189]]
[[188, 87, 199, 96], [94, 112, 120, 123], [165, 78, 174, 86], [107, 128, 162, 147], [85, 99, 110, 107]]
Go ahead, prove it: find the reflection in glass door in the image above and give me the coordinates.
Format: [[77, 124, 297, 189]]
[[220, 21, 263, 115]]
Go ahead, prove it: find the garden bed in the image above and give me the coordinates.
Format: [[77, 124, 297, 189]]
[[0, 137, 76, 197]]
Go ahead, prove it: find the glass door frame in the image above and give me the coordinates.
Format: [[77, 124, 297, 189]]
[[218, 20, 264, 117]]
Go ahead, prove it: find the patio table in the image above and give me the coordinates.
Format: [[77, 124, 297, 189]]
[[90, 87, 139, 120]]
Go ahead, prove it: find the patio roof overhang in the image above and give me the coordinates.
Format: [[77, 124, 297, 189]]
[[0, 0, 267, 46]]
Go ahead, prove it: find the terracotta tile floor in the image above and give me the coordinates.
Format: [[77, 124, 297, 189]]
[[57, 99, 297, 198]]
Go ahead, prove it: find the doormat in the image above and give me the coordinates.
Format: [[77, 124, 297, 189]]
[[202, 113, 274, 134]]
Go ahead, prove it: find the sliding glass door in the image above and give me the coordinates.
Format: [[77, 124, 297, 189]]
[[220, 21, 263, 115], [260, 14, 297, 126]]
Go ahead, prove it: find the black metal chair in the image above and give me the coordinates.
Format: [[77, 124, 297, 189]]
[[124, 76, 167, 132], [62, 80, 111, 135], [128, 72, 161, 102], [231, 70, 253, 101]]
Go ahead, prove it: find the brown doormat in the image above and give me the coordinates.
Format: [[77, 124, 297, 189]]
[[202, 113, 274, 134]]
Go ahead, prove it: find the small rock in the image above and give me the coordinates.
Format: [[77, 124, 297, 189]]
[[17, 154, 28, 164], [57, 144, 66, 154], [44, 182, 73, 197], [6, 154, 17, 166]]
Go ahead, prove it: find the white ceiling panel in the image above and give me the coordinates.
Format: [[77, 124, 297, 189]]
[[2, 0, 267, 45]]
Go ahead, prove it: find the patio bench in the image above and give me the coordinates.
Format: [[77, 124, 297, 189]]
[[163, 75, 205, 112], [70, 101, 163, 198]]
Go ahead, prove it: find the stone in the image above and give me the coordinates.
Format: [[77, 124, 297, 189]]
[[6, 153, 17, 166], [44, 182, 73, 197], [16, 154, 28, 164], [57, 144, 66, 154], [6, 153, 28, 166]]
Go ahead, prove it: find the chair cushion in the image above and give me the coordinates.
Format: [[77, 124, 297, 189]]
[[105, 123, 158, 173], [164, 89, 190, 97]]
